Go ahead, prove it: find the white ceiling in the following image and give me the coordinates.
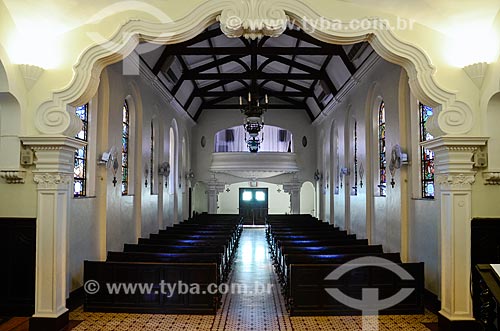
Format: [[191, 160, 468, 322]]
[[3, 0, 500, 37]]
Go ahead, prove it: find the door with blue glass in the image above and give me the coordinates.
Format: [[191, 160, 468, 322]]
[[239, 188, 268, 225]]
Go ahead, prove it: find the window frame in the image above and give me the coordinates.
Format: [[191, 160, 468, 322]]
[[74, 103, 88, 197], [419, 102, 435, 199], [377, 101, 387, 197], [121, 100, 130, 196]]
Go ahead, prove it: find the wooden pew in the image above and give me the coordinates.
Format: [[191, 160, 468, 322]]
[[84, 214, 242, 314], [280, 252, 402, 287], [288, 262, 424, 315], [84, 261, 219, 314], [107, 251, 225, 282], [122, 244, 231, 279]]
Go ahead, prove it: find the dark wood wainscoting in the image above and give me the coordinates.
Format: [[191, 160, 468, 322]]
[[0, 218, 36, 316]]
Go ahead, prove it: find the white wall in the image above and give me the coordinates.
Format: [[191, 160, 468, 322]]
[[218, 181, 291, 214], [315, 58, 440, 295], [67, 58, 192, 292]]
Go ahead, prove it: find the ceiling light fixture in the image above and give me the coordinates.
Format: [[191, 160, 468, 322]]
[[240, 92, 268, 153]]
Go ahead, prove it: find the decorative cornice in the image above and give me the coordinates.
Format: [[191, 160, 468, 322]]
[[33, 172, 73, 189], [421, 136, 488, 151], [482, 172, 500, 185], [218, 0, 288, 40], [0, 170, 26, 184]]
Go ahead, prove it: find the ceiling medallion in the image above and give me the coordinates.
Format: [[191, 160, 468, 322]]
[[218, 0, 289, 40]]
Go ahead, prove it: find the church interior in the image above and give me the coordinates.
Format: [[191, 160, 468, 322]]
[[1, 1, 500, 330]]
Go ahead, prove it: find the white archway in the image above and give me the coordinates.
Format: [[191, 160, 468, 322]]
[[31, 0, 475, 141]]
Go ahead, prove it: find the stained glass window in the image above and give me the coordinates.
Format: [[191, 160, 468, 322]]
[[122, 101, 130, 195], [419, 102, 435, 198], [150, 120, 154, 194], [74, 104, 88, 197], [378, 101, 387, 197], [353, 121, 358, 196]]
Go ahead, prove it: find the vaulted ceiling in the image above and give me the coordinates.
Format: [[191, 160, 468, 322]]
[[138, 23, 374, 122]]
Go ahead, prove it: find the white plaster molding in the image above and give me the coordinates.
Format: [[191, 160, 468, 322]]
[[482, 172, 500, 185], [422, 136, 487, 190], [36, 0, 474, 136], [0, 170, 26, 184], [435, 173, 476, 189], [21, 136, 85, 173], [218, 0, 288, 39], [33, 173, 73, 189], [18, 64, 44, 90], [463, 62, 488, 89]]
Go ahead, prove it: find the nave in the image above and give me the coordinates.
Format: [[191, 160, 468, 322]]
[[55, 228, 437, 331]]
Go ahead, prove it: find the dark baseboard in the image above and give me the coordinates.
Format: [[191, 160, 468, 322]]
[[438, 313, 482, 331], [66, 287, 84, 311], [29, 311, 69, 331], [423, 289, 440, 315]]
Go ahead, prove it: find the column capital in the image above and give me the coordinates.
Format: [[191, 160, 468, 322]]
[[21, 135, 85, 174], [207, 180, 225, 194], [283, 181, 301, 194], [422, 136, 487, 189]]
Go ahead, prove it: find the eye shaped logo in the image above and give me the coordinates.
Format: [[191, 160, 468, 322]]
[[324, 256, 415, 330]]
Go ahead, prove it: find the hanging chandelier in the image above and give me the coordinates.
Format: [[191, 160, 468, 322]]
[[240, 92, 268, 153]]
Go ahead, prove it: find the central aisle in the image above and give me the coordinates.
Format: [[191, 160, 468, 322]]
[[212, 227, 291, 330]]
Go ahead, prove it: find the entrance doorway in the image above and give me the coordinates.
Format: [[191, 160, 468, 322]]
[[239, 188, 268, 225]]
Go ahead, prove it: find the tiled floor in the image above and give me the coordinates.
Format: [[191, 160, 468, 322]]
[[66, 228, 438, 330]]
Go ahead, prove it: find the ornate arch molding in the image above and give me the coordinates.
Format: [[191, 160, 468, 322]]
[[36, 0, 473, 136]]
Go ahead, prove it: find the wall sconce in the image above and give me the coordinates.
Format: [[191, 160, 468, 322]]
[[185, 169, 195, 180], [359, 162, 364, 188], [463, 62, 488, 88], [158, 162, 170, 188], [388, 144, 408, 188], [98, 146, 119, 187], [144, 164, 149, 188], [18, 64, 45, 90], [314, 169, 322, 182]]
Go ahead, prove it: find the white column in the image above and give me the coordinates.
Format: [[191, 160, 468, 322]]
[[22, 136, 84, 331], [207, 179, 224, 214], [283, 181, 301, 214], [423, 136, 487, 326]]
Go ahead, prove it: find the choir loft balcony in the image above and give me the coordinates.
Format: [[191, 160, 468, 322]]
[[209, 152, 299, 179]]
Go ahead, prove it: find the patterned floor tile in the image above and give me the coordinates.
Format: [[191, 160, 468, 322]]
[[70, 228, 437, 331]]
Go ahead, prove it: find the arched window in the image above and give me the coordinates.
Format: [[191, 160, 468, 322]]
[[121, 100, 130, 195], [378, 101, 387, 197], [419, 102, 435, 198], [74, 103, 88, 197], [169, 127, 175, 193], [150, 120, 155, 194]]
